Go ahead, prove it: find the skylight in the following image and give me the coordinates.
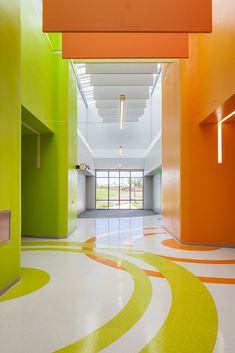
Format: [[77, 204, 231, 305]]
[[76, 64, 95, 104]]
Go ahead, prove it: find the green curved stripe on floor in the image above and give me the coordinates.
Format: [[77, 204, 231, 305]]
[[127, 251, 218, 353], [21, 241, 145, 253], [0, 268, 50, 302], [22, 241, 95, 248], [23, 247, 152, 353]]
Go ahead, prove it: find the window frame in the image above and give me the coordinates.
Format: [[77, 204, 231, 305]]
[[95, 169, 144, 210]]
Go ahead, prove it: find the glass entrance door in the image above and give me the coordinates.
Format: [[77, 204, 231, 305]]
[[96, 170, 144, 209]]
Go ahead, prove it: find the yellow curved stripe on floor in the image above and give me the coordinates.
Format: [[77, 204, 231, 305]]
[[22, 247, 152, 353], [0, 268, 50, 302], [127, 252, 218, 353]]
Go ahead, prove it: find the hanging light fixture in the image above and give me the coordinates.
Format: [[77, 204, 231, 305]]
[[120, 95, 126, 129]]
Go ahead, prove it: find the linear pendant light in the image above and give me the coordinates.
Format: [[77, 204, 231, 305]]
[[120, 95, 126, 129]]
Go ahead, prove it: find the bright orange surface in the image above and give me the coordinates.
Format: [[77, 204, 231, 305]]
[[162, 0, 235, 246], [162, 62, 181, 239], [162, 238, 219, 251], [201, 94, 235, 124], [83, 237, 235, 284], [43, 0, 212, 33], [62, 33, 189, 59]]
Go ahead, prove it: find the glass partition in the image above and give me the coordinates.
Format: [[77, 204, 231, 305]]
[[95, 170, 144, 209]]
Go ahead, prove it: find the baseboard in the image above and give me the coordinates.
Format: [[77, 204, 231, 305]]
[[22, 234, 68, 240], [0, 276, 20, 298], [162, 226, 235, 248]]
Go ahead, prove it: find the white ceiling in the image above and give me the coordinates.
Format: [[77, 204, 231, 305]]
[[85, 63, 160, 74], [76, 63, 162, 157], [75, 63, 160, 123], [90, 74, 153, 86], [93, 86, 150, 100]]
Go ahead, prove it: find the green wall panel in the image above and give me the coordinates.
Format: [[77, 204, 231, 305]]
[[68, 63, 78, 233], [21, 0, 55, 131], [0, 0, 21, 290], [0, 0, 78, 296], [21, 1, 78, 238]]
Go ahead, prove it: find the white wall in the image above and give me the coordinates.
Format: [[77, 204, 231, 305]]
[[77, 87, 95, 213], [86, 176, 96, 210], [77, 131, 95, 174], [144, 133, 162, 175], [144, 176, 153, 209], [77, 173, 87, 215], [95, 158, 145, 170], [153, 173, 162, 214], [150, 75, 162, 140], [77, 88, 88, 139], [87, 121, 152, 150], [144, 74, 162, 175]]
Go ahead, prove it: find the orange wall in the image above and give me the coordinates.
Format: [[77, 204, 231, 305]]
[[162, 61, 181, 239], [163, 0, 235, 245]]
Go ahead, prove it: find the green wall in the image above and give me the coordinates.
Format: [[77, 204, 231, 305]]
[[21, 0, 78, 238], [0, 1, 21, 290], [0, 0, 78, 293], [68, 63, 78, 233]]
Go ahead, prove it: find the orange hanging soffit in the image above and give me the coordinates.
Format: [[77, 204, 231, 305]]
[[43, 0, 212, 33], [62, 33, 189, 59]]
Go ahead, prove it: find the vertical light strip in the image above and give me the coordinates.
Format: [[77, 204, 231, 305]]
[[218, 123, 222, 164], [217, 111, 235, 164], [120, 95, 126, 129], [119, 146, 122, 156]]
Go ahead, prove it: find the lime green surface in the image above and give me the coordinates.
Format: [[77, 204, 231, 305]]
[[68, 62, 78, 233], [21, 0, 78, 238], [22, 106, 54, 135], [0, 267, 50, 302], [0, 0, 21, 291], [129, 252, 218, 353], [21, 0, 55, 132], [0, 0, 78, 293], [22, 247, 152, 353]]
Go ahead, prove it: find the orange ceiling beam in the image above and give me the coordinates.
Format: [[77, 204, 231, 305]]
[[43, 0, 212, 33], [62, 33, 189, 59]]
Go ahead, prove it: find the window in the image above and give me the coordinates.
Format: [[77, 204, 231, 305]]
[[96, 170, 144, 209]]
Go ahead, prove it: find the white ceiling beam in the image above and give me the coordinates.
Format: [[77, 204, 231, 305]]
[[93, 86, 149, 100], [98, 107, 145, 115], [96, 99, 147, 108], [90, 74, 153, 86]]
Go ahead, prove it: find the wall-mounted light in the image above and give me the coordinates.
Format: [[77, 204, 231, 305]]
[[217, 110, 235, 163], [120, 95, 126, 129]]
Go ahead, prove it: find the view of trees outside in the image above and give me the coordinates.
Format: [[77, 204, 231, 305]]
[[96, 170, 144, 209]]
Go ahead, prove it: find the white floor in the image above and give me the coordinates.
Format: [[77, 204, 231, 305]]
[[0, 215, 235, 352]]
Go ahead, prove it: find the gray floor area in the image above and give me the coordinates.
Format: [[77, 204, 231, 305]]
[[78, 209, 160, 219]]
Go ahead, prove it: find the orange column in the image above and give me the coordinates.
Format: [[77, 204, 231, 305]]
[[162, 0, 235, 246], [162, 62, 181, 239]]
